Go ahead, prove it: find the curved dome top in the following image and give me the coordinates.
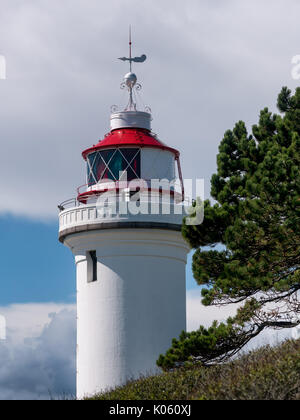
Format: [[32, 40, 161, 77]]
[[82, 128, 180, 160]]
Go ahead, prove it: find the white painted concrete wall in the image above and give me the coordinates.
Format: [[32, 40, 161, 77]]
[[64, 229, 189, 399]]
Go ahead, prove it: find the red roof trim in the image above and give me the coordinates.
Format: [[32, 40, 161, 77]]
[[82, 128, 179, 160]]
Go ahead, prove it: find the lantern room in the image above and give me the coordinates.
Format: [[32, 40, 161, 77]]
[[77, 71, 184, 203]]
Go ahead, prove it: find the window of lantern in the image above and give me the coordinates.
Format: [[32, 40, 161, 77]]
[[87, 148, 141, 186]]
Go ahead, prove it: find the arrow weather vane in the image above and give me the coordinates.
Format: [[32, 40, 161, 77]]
[[118, 26, 147, 72]]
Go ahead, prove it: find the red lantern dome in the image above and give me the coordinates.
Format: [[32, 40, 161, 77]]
[[82, 128, 180, 160]]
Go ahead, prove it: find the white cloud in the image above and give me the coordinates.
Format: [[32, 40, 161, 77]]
[[0, 303, 75, 344], [0, 304, 76, 400], [187, 288, 239, 331]]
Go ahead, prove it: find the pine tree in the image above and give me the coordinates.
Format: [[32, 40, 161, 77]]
[[157, 87, 300, 370]]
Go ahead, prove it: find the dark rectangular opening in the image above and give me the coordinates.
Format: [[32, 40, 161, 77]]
[[87, 251, 97, 283]]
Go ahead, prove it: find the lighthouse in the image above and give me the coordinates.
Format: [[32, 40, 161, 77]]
[[58, 39, 190, 399]]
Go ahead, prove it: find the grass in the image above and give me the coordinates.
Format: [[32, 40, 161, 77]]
[[88, 339, 300, 400]]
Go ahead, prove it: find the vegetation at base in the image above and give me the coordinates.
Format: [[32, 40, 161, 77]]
[[88, 339, 300, 400]]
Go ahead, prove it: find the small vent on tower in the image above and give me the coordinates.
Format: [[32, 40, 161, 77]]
[[87, 251, 97, 283]]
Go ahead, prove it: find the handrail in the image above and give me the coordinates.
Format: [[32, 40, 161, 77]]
[[59, 179, 190, 212], [58, 193, 193, 212]]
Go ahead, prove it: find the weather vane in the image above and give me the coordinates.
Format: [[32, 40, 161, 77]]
[[116, 27, 147, 112], [118, 26, 147, 72]]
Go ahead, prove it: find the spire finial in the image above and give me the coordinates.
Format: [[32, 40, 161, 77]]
[[129, 25, 132, 72]]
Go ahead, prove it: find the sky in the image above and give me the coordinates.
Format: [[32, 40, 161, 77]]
[[0, 0, 299, 400]]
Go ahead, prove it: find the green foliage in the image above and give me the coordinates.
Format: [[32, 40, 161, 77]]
[[156, 321, 243, 370], [159, 87, 300, 369], [90, 339, 300, 400]]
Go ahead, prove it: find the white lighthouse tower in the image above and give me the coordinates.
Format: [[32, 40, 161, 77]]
[[58, 39, 189, 399]]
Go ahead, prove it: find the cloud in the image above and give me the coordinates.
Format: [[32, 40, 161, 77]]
[[0, 0, 299, 218], [0, 304, 76, 400], [187, 288, 239, 331]]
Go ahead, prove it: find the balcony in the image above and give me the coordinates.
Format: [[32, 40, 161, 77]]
[[58, 185, 192, 243]]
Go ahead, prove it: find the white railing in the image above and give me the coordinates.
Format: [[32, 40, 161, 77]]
[[58, 180, 192, 213], [58, 193, 193, 213]]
